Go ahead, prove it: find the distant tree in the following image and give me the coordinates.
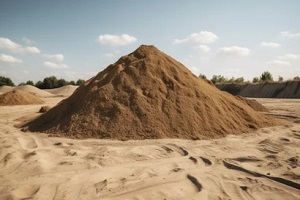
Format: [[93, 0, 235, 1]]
[[199, 74, 206, 79], [234, 77, 244, 83], [252, 77, 259, 83], [278, 76, 284, 82], [76, 79, 85, 86], [211, 75, 227, 84], [26, 80, 34, 85], [69, 80, 76, 85], [260, 71, 273, 82], [228, 77, 235, 83], [18, 82, 26, 86], [57, 78, 68, 87], [0, 76, 15, 86], [293, 76, 300, 81], [42, 76, 58, 89], [35, 81, 43, 89]]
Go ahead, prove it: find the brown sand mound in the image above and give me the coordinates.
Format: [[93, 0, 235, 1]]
[[23, 45, 283, 140], [45, 85, 79, 96], [15, 85, 54, 97], [217, 81, 300, 98], [0, 85, 15, 94], [235, 96, 269, 112], [0, 90, 44, 106]]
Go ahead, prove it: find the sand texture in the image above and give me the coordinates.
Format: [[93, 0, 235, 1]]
[[217, 81, 300, 98], [14, 85, 55, 98], [0, 86, 15, 93], [0, 90, 45, 106], [23, 45, 282, 140], [0, 97, 300, 199]]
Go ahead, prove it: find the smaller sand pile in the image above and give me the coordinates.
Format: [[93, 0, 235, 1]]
[[15, 85, 54, 97], [0, 90, 44, 106], [45, 85, 79, 96], [0, 86, 15, 94], [235, 96, 269, 112]]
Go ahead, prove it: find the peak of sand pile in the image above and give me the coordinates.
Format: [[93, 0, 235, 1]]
[[15, 85, 54, 98], [23, 45, 283, 140], [45, 85, 79, 96], [0, 90, 44, 106]]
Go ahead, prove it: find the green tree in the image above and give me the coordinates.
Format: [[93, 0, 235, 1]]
[[69, 80, 76, 85], [260, 71, 273, 82], [57, 78, 68, 87], [211, 75, 227, 84], [199, 74, 206, 79], [293, 76, 300, 81], [76, 79, 85, 86], [278, 76, 283, 82], [26, 80, 34, 85], [234, 77, 244, 83], [18, 82, 26, 86], [0, 76, 15, 86], [35, 81, 43, 89], [252, 77, 259, 83], [42, 76, 58, 89]]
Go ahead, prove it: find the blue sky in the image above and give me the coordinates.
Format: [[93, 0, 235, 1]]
[[0, 0, 299, 84]]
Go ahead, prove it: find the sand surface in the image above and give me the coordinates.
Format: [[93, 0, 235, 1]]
[[0, 97, 300, 200]]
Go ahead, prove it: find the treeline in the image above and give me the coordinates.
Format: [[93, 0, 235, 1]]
[[200, 71, 300, 84], [0, 76, 85, 89]]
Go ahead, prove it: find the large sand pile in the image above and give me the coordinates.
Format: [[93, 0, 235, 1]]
[[0, 90, 44, 105], [217, 81, 300, 98], [45, 85, 79, 96], [24, 45, 283, 140], [15, 85, 54, 98]]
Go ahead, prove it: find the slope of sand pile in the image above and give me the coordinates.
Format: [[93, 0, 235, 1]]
[[217, 81, 300, 98], [0, 90, 44, 105], [24, 45, 283, 140], [45, 85, 79, 96], [15, 85, 54, 98], [0, 85, 15, 93], [235, 96, 269, 112]]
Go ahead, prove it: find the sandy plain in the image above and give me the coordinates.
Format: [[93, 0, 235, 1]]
[[0, 97, 300, 200]]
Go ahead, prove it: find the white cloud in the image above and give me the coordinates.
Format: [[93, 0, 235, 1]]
[[44, 61, 68, 69], [173, 31, 218, 44], [22, 37, 35, 45], [266, 60, 291, 66], [217, 46, 250, 56], [0, 54, 22, 63], [261, 42, 280, 48], [43, 54, 64, 62], [281, 31, 300, 38], [97, 34, 137, 46], [0, 37, 40, 54], [195, 45, 211, 53], [278, 54, 299, 60]]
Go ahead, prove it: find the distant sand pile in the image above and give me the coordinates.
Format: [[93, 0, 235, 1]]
[[0, 90, 44, 106], [15, 85, 54, 97], [217, 81, 300, 98], [0, 86, 15, 93], [45, 85, 79, 96], [24, 45, 283, 140]]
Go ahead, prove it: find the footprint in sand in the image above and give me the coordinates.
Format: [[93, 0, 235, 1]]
[[17, 137, 38, 149], [95, 179, 108, 193]]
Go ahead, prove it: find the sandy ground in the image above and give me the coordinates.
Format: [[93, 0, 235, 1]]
[[0, 97, 300, 200]]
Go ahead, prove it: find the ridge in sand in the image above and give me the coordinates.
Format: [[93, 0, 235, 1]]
[[23, 45, 284, 140]]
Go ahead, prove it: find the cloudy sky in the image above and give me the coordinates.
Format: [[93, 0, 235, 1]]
[[0, 0, 299, 84]]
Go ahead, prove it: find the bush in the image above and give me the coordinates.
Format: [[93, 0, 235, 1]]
[[0, 76, 15, 86]]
